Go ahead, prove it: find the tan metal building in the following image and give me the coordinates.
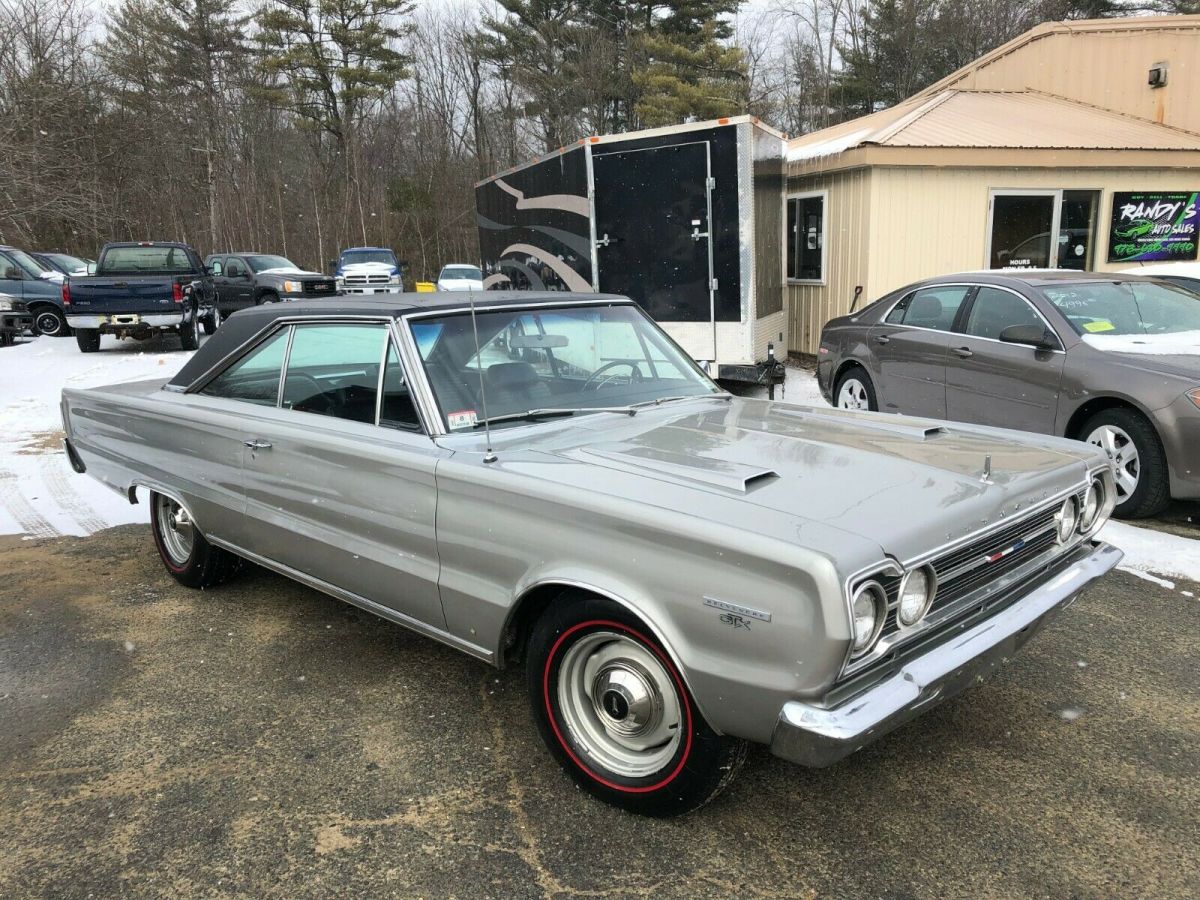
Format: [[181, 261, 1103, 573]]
[[784, 15, 1200, 355]]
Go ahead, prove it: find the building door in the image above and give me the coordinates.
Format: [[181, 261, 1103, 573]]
[[988, 190, 1099, 270], [592, 141, 717, 361]]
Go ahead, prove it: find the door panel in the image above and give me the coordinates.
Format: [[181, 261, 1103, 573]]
[[593, 142, 715, 357], [945, 287, 1065, 432]]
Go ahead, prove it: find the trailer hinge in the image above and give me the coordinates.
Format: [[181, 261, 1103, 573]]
[[710, 278, 719, 291], [706, 177, 716, 190]]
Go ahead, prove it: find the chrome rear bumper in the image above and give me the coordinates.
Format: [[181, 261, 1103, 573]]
[[770, 542, 1123, 767], [67, 313, 184, 329]]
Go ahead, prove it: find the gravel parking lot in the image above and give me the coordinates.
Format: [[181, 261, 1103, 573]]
[[2, 526, 1197, 898]]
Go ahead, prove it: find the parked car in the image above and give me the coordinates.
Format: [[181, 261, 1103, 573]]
[[1118, 261, 1200, 294], [817, 271, 1200, 518], [61, 291, 1121, 816], [331, 246, 404, 294], [64, 241, 216, 352], [0, 292, 32, 346], [0, 245, 73, 337], [436, 264, 484, 292], [33, 251, 92, 276], [204, 252, 339, 315]]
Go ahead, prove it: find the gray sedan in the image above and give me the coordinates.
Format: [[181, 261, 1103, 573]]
[[62, 292, 1120, 816], [818, 272, 1200, 518]]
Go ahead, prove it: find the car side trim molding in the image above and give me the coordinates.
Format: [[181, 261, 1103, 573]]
[[206, 535, 495, 664]]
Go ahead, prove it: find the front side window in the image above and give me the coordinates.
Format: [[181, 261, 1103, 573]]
[[964, 287, 1045, 340], [282, 324, 388, 423], [410, 304, 720, 431], [224, 258, 247, 278], [787, 193, 825, 282], [200, 329, 290, 406], [1041, 280, 1200, 337], [380, 343, 421, 430], [886, 286, 969, 331]]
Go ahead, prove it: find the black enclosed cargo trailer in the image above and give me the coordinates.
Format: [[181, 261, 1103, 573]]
[[475, 116, 787, 386]]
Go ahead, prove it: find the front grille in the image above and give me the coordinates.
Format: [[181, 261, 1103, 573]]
[[344, 274, 390, 285], [846, 491, 1084, 680], [304, 281, 336, 294]]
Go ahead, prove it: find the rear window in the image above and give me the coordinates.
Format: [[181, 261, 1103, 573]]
[[100, 246, 195, 274]]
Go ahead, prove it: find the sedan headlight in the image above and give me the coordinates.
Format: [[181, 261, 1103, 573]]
[[897, 566, 936, 629], [850, 581, 886, 657], [1055, 496, 1078, 543]]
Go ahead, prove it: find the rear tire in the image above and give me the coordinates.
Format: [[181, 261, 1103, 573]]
[[527, 594, 746, 817], [179, 313, 199, 351], [202, 306, 221, 335], [834, 366, 877, 412], [32, 306, 70, 337], [75, 329, 101, 353], [149, 491, 243, 588], [1082, 408, 1169, 519]]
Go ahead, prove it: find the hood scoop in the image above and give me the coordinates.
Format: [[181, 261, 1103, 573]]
[[774, 407, 947, 440], [578, 444, 779, 493]]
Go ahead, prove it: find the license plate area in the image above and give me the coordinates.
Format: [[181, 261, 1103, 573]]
[[109, 314, 141, 325]]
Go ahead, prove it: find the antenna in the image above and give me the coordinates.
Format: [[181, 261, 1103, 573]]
[[468, 291, 497, 463]]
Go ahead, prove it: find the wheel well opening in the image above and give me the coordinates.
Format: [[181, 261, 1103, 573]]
[[1065, 397, 1142, 440], [501, 583, 581, 668], [834, 360, 866, 387]]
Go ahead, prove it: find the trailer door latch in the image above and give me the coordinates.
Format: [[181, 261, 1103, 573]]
[[596, 233, 612, 248], [691, 226, 710, 242]]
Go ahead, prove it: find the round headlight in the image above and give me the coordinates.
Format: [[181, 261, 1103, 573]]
[[1056, 496, 1078, 543], [1078, 479, 1103, 533], [897, 566, 936, 628], [850, 581, 885, 657]]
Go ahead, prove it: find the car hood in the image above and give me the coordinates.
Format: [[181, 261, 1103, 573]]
[[257, 267, 325, 277], [437, 280, 484, 291], [339, 261, 397, 275], [1080, 333, 1200, 377], [523, 398, 1101, 562]]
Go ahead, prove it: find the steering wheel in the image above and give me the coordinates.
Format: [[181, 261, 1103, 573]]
[[582, 359, 645, 392], [286, 372, 336, 414]]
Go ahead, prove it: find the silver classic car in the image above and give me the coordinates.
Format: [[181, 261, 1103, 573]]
[[61, 292, 1122, 816]]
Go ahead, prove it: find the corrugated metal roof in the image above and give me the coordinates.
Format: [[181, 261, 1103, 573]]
[[786, 89, 1200, 160]]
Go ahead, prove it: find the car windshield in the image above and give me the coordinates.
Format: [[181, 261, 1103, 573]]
[[409, 304, 721, 431], [47, 253, 87, 272], [440, 266, 482, 280], [1041, 280, 1200, 336], [246, 255, 297, 272], [7, 249, 51, 276], [341, 250, 394, 266]]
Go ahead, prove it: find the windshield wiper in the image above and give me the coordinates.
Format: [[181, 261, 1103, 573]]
[[471, 407, 637, 428], [629, 392, 734, 408]]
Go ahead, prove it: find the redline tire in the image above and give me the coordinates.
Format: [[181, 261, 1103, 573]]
[[149, 491, 243, 589], [526, 594, 746, 817]]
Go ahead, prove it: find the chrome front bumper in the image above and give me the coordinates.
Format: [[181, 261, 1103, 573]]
[[67, 313, 184, 329], [770, 541, 1123, 768]]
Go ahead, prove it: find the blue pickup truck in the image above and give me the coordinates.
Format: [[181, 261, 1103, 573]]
[[64, 242, 216, 352]]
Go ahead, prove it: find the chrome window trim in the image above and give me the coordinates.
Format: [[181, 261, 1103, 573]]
[[274, 324, 295, 408], [878, 282, 1065, 352], [389, 318, 441, 436], [879, 282, 976, 332], [373, 330, 391, 426], [963, 283, 1065, 349]]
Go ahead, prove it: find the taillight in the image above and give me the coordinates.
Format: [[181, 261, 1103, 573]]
[[172, 282, 183, 304], [62, 281, 71, 306]]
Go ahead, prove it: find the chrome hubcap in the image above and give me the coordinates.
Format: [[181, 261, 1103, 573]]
[[837, 378, 870, 410], [557, 631, 682, 778], [1087, 424, 1140, 500], [36, 312, 62, 335], [155, 494, 194, 564]]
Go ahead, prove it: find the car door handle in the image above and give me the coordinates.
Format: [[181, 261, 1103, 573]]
[[952, 347, 973, 358], [243, 439, 272, 450], [874, 335, 890, 345]]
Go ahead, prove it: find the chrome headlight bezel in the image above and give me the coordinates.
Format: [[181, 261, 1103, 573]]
[[849, 580, 887, 658], [1055, 496, 1078, 544], [1078, 478, 1104, 534], [896, 565, 938, 629]]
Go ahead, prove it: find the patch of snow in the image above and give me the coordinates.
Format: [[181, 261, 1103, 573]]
[[779, 366, 828, 407], [787, 128, 873, 162], [1101, 521, 1200, 584], [1081, 331, 1200, 356]]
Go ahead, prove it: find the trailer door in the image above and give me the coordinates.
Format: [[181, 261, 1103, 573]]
[[592, 141, 716, 361]]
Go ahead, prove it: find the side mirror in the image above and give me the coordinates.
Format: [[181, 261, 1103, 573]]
[[3, 268, 22, 280], [86, 262, 98, 275], [999, 323, 1057, 350]]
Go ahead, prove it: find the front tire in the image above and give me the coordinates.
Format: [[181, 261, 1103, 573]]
[[1083, 408, 1169, 519], [834, 366, 877, 411], [149, 491, 243, 588], [75, 328, 101, 353], [527, 594, 746, 817]]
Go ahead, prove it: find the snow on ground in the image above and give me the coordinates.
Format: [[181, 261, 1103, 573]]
[[0, 333, 197, 538], [1, 338, 1196, 587]]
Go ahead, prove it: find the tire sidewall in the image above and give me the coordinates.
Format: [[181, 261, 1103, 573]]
[[835, 366, 877, 411], [34, 308, 67, 337], [527, 596, 739, 816], [1083, 408, 1168, 519]]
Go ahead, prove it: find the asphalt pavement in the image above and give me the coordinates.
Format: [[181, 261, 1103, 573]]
[[1, 526, 1197, 898]]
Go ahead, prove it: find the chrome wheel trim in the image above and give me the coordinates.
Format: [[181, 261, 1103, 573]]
[[35, 310, 63, 336], [155, 494, 194, 564], [556, 631, 682, 778], [1087, 424, 1140, 500], [210, 307, 221, 331], [837, 378, 870, 410]]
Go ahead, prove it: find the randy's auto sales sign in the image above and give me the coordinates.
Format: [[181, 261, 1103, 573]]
[[1107, 191, 1198, 262]]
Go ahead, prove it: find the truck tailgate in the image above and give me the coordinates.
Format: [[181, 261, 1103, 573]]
[[67, 277, 179, 315]]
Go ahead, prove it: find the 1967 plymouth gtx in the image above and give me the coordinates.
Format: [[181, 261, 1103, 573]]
[[61, 292, 1122, 816]]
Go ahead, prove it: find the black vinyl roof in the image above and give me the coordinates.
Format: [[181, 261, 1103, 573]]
[[166, 291, 630, 389]]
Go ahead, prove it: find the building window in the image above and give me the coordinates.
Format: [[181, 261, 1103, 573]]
[[988, 189, 1099, 270], [787, 192, 825, 282]]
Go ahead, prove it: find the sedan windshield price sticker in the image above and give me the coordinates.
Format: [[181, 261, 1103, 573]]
[[1107, 191, 1198, 262]]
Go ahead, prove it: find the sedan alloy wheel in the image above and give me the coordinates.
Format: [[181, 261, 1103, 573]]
[[837, 377, 872, 410], [1087, 423, 1140, 501]]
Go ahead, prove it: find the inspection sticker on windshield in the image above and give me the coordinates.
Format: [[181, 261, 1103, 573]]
[[447, 409, 478, 430], [1083, 320, 1116, 333]]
